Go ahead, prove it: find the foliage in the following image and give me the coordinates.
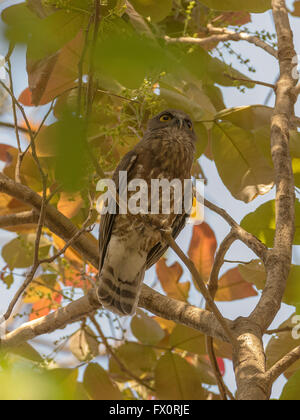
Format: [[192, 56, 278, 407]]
[[0, 0, 299, 400]]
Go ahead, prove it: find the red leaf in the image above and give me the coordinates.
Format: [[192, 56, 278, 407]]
[[29, 282, 62, 321], [18, 88, 34, 106], [216, 357, 225, 376], [188, 223, 217, 287], [156, 258, 190, 301], [215, 267, 258, 301]]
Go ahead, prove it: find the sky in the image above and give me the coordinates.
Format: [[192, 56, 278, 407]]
[[0, 0, 299, 399]]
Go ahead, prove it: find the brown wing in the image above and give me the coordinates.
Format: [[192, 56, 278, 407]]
[[145, 212, 188, 269], [99, 151, 189, 272], [99, 150, 138, 271]]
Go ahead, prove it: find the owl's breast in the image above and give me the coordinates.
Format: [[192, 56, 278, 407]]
[[141, 133, 195, 180]]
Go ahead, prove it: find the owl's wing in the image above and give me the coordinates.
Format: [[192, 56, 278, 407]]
[[99, 149, 189, 272], [99, 150, 138, 271], [145, 212, 188, 269]]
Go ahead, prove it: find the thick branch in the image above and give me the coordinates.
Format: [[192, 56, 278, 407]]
[[1, 286, 232, 349], [0, 211, 38, 228], [250, 0, 296, 331]]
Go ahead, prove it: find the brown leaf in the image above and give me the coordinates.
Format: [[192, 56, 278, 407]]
[[53, 234, 84, 268], [292, 1, 300, 17], [215, 267, 257, 301], [188, 223, 217, 287], [57, 191, 84, 219], [156, 258, 190, 301], [18, 87, 34, 106], [27, 30, 84, 105], [213, 11, 251, 26]]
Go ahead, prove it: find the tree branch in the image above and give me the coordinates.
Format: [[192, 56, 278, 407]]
[[165, 25, 278, 58], [266, 345, 300, 383], [0, 211, 38, 228], [0, 173, 233, 348], [250, 0, 296, 331], [161, 231, 236, 345], [0, 286, 232, 349], [204, 197, 268, 262]]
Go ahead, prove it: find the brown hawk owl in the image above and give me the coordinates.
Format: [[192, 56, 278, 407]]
[[97, 109, 196, 316]]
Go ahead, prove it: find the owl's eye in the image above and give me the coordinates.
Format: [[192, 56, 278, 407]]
[[186, 120, 193, 130], [160, 114, 172, 122]]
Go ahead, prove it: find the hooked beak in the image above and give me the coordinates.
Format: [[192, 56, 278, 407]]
[[176, 118, 184, 129]]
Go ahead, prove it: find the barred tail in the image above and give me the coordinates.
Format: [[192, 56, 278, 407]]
[[97, 264, 145, 316]]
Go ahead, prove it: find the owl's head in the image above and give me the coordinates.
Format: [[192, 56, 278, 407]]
[[147, 109, 196, 140]]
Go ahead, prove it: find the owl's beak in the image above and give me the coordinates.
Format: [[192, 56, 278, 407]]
[[176, 118, 184, 129]]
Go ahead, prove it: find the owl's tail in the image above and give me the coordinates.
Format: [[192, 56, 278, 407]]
[[97, 236, 147, 316]]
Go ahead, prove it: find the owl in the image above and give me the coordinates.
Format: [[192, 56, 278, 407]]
[[97, 109, 197, 316]]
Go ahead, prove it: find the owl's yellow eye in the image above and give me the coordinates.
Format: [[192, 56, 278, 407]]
[[160, 114, 172, 122], [186, 120, 193, 130]]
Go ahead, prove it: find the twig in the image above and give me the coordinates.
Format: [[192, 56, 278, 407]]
[[77, 15, 94, 116], [97, 89, 142, 105], [40, 206, 94, 264], [164, 25, 278, 58], [89, 315, 155, 392], [266, 345, 300, 383], [85, 0, 101, 117], [6, 59, 22, 183], [223, 73, 275, 89], [204, 196, 268, 262], [205, 231, 237, 401], [265, 326, 293, 335], [161, 230, 236, 345]]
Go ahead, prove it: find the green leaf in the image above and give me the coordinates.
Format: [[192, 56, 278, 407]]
[[266, 315, 300, 382], [169, 325, 207, 355], [8, 342, 44, 363], [131, 310, 165, 345], [216, 105, 273, 131], [155, 352, 205, 400], [2, 234, 51, 270], [238, 260, 266, 290], [198, 0, 271, 13], [212, 122, 274, 202], [44, 368, 79, 400], [96, 18, 176, 89], [0, 366, 77, 400], [182, 47, 255, 88], [130, 0, 173, 22], [194, 122, 209, 158], [240, 200, 300, 247], [280, 370, 300, 400], [2, 5, 84, 60], [54, 112, 90, 192], [83, 363, 123, 400], [293, 158, 300, 187], [239, 260, 300, 306], [2, 273, 14, 289], [109, 342, 157, 381]]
